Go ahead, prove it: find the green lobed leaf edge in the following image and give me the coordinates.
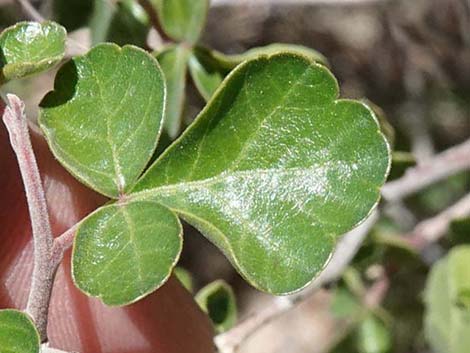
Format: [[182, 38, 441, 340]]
[[38, 42, 168, 199], [130, 51, 392, 296]]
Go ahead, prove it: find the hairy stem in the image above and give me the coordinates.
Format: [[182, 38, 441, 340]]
[[51, 223, 79, 268], [2, 94, 54, 342]]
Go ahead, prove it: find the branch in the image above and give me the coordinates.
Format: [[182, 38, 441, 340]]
[[51, 222, 79, 268], [408, 193, 470, 250], [138, 0, 172, 42], [382, 139, 470, 202], [15, 0, 44, 22], [2, 94, 53, 341], [215, 211, 379, 353]]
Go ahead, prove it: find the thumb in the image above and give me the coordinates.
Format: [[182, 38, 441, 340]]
[[0, 115, 214, 353]]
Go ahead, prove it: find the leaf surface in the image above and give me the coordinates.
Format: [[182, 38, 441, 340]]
[[0, 309, 40, 353], [72, 200, 183, 306], [155, 0, 209, 44], [133, 53, 390, 294], [90, 0, 149, 47], [156, 45, 190, 138], [0, 21, 66, 82], [189, 44, 327, 101], [39, 43, 165, 198]]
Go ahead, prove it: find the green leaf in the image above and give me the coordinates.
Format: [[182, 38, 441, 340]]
[[189, 44, 327, 101], [363, 100, 395, 148], [221, 43, 328, 67], [0, 21, 66, 83], [39, 43, 165, 198], [132, 53, 391, 295], [154, 0, 209, 44], [188, 50, 228, 102], [156, 45, 191, 138], [173, 266, 194, 292], [0, 309, 40, 353], [449, 218, 470, 246], [388, 151, 416, 180], [90, 0, 149, 47], [356, 314, 391, 353], [72, 200, 183, 306], [424, 245, 470, 353], [195, 280, 237, 333], [331, 285, 363, 319]]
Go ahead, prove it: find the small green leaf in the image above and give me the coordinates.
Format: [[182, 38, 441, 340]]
[[0, 21, 66, 83], [173, 266, 194, 292], [356, 314, 391, 353], [90, 0, 149, 46], [388, 151, 416, 180], [331, 285, 363, 319], [424, 245, 470, 353], [188, 51, 227, 102], [72, 200, 183, 306], [133, 53, 390, 295], [39, 43, 165, 198], [156, 45, 191, 138], [189, 44, 327, 101], [0, 309, 40, 353], [195, 280, 237, 333], [154, 0, 209, 44]]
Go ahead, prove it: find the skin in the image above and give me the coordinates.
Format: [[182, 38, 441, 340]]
[[0, 103, 215, 353]]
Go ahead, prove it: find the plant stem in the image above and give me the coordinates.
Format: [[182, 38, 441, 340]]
[[382, 138, 470, 202], [51, 223, 80, 268], [14, 0, 44, 22], [408, 193, 470, 250], [138, 0, 172, 42], [2, 94, 54, 342]]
